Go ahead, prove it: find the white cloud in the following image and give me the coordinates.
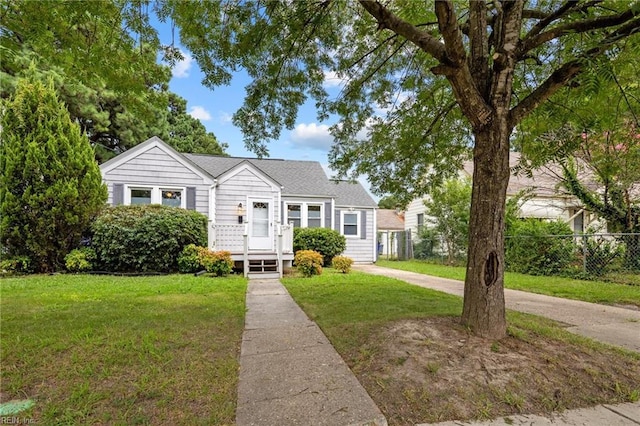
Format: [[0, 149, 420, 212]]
[[188, 106, 212, 121], [219, 111, 233, 124], [172, 50, 193, 78], [323, 70, 347, 88], [290, 123, 333, 150]]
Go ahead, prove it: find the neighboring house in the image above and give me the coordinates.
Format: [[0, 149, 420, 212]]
[[99, 137, 377, 277], [376, 209, 405, 258], [405, 152, 598, 240]]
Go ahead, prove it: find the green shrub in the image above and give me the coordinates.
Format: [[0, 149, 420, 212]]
[[178, 244, 202, 273], [64, 248, 96, 272], [413, 228, 440, 260], [293, 228, 346, 266], [177, 244, 233, 276], [332, 255, 353, 273], [91, 205, 207, 273], [0, 256, 33, 274], [294, 250, 324, 277], [505, 219, 577, 276], [584, 237, 623, 276], [1, 73, 107, 272], [199, 249, 234, 276]]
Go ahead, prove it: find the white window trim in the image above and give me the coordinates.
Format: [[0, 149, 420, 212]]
[[285, 202, 325, 228], [341, 210, 361, 238], [124, 185, 186, 208]]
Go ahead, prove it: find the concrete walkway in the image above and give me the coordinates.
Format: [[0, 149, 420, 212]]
[[423, 401, 640, 425], [236, 278, 387, 426], [354, 264, 640, 352]]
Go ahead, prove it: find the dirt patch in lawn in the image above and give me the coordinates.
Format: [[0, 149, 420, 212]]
[[347, 317, 640, 425]]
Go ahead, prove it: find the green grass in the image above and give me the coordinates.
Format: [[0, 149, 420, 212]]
[[283, 270, 462, 353], [376, 259, 640, 307], [0, 273, 247, 425]]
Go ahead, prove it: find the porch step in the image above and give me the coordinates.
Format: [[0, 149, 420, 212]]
[[247, 272, 281, 280], [248, 258, 279, 279], [247, 252, 278, 260]]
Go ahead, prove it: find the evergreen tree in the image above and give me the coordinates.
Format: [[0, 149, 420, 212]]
[[0, 73, 107, 272]]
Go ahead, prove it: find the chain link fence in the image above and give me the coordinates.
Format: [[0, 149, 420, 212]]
[[377, 230, 413, 261], [410, 233, 639, 285], [504, 233, 639, 285]]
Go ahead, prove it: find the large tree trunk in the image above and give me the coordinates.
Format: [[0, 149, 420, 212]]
[[461, 118, 512, 339]]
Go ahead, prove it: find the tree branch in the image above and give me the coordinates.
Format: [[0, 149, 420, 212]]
[[510, 16, 640, 126], [468, 0, 489, 97], [357, 0, 447, 63], [518, 8, 637, 59], [358, 0, 494, 130], [434, 0, 466, 66], [524, 0, 582, 39]]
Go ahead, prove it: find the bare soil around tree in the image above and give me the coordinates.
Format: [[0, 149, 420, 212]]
[[348, 317, 640, 425]]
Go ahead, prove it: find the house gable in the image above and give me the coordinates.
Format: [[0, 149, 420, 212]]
[[216, 161, 282, 192], [100, 137, 215, 215], [100, 136, 215, 185]]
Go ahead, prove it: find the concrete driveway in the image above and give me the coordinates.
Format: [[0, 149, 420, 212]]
[[353, 264, 640, 352]]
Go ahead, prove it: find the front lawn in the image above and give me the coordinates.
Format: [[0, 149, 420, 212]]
[[283, 270, 640, 425], [376, 259, 640, 307], [0, 274, 247, 425]]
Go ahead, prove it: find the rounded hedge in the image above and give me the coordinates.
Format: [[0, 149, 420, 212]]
[[91, 205, 208, 273], [293, 227, 346, 266]]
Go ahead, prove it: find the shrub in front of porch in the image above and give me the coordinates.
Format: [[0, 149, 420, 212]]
[[199, 249, 234, 276], [178, 244, 234, 276], [294, 250, 324, 277], [293, 228, 346, 266], [92, 205, 207, 273]]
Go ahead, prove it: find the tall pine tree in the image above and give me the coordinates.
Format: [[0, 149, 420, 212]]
[[1, 72, 107, 272]]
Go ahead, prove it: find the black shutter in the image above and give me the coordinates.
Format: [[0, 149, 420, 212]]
[[281, 201, 285, 223], [113, 184, 124, 206], [335, 209, 341, 232], [324, 202, 332, 228], [360, 210, 367, 239], [186, 187, 196, 210]]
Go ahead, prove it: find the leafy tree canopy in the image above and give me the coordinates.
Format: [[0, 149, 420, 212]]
[[377, 195, 405, 210], [0, 0, 226, 160]]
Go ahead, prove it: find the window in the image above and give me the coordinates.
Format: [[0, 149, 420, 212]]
[[342, 211, 360, 237], [131, 188, 152, 205], [252, 202, 269, 237], [307, 205, 322, 228], [417, 213, 424, 234], [285, 202, 324, 228], [126, 186, 185, 208], [162, 190, 182, 207], [287, 204, 302, 227]]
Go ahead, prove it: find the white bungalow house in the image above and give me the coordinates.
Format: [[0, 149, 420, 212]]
[[405, 152, 599, 241], [99, 137, 378, 277]]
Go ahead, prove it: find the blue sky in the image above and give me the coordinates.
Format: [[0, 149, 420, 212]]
[[152, 23, 379, 199]]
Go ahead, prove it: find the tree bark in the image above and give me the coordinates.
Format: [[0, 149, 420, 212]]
[[461, 117, 512, 340]]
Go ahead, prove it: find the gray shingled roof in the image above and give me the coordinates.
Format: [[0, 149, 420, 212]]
[[183, 154, 338, 197], [330, 180, 378, 208]]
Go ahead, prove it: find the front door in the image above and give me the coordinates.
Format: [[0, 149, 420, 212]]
[[248, 199, 273, 251]]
